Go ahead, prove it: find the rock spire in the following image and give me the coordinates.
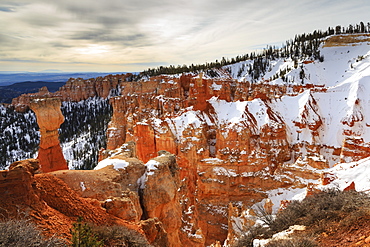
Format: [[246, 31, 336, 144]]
[[30, 98, 67, 172]]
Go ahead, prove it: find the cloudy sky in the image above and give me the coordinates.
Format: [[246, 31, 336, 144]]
[[0, 0, 369, 72]]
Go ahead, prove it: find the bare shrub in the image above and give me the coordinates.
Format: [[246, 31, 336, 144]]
[[233, 189, 370, 246], [254, 204, 274, 226], [264, 237, 317, 247], [91, 224, 152, 247], [271, 189, 370, 233], [270, 200, 306, 233], [232, 224, 272, 247], [0, 219, 66, 247]]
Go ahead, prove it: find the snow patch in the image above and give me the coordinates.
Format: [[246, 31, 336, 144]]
[[94, 158, 130, 171], [211, 82, 222, 90], [146, 159, 160, 176], [166, 110, 202, 141], [137, 159, 161, 189], [320, 156, 370, 192], [201, 158, 224, 164], [213, 167, 238, 177], [80, 181, 86, 192]]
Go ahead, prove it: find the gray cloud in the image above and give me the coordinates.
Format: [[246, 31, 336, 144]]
[[48, 42, 73, 48], [2, 0, 370, 72], [0, 1, 25, 12], [68, 29, 150, 47], [0, 33, 16, 44], [0, 6, 15, 12]]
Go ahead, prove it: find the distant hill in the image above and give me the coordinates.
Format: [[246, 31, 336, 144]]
[[0, 81, 65, 103], [0, 72, 120, 86], [0, 71, 129, 103]]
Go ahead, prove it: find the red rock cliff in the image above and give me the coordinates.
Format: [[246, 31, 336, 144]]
[[102, 74, 301, 245], [11, 73, 132, 111]]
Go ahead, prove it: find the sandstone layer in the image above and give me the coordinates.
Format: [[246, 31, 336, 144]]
[[101, 74, 321, 245]]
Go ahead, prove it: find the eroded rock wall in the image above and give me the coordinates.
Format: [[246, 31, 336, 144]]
[[101, 71, 370, 245], [11, 73, 132, 111], [101, 74, 298, 245], [49, 144, 186, 246]]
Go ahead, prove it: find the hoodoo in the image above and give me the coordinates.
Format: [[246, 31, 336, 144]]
[[30, 97, 68, 172]]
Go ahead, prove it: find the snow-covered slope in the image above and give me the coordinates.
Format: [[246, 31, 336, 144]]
[[321, 156, 370, 192], [219, 37, 370, 156], [162, 38, 370, 166], [226, 34, 370, 87]]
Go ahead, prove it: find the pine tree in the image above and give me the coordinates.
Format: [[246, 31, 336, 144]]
[[335, 25, 341, 35], [360, 21, 365, 33], [71, 217, 103, 247], [348, 24, 354, 33], [299, 65, 305, 84]]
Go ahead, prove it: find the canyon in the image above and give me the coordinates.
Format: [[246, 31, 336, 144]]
[[2, 33, 370, 246]]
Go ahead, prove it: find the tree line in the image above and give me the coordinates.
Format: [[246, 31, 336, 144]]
[[135, 22, 368, 79], [0, 105, 39, 169], [59, 97, 112, 170]]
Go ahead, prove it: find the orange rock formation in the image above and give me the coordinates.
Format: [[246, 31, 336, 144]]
[[11, 74, 132, 111], [30, 98, 68, 172], [48, 145, 188, 246], [0, 159, 142, 240], [139, 151, 184, 246], [102, 74, 304, 245]]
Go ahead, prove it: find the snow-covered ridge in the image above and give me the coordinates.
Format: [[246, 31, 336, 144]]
[[159, 40, 370, 155], [225, 38, 370, 87]]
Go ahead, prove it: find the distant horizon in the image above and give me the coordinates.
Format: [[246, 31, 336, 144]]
[[0, 71, 136, 86], [0, 70, 135, 74]]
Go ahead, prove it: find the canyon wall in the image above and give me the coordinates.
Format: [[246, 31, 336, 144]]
[[0, 150, 186, 246], [9, 70, 370, 245], [101, 74, 331, 245], [102, 54, 370, 244], [11, 73, 132, 111]]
